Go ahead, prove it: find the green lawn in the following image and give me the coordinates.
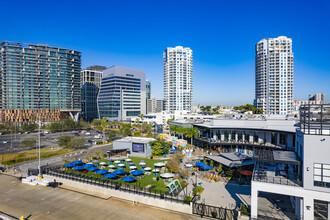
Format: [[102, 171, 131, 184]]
[[65, 157, 172, 194]]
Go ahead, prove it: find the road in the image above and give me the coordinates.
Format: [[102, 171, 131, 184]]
[[0, 174, 199, 220]]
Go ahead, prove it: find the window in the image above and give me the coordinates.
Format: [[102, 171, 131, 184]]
[[314, 163, 330, 188], [132, 143, 144, 153]]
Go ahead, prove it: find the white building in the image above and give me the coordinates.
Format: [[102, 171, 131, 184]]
[[254, 36, 294, 115], [147, 96, 164, 114], [251, 104, 330, 219], [309, 93, 326, 104], [163, 46, 193, 112]]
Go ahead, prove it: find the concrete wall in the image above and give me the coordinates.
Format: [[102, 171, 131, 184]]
[[300, 131, 330, 194], [46, 175, 192, 214]]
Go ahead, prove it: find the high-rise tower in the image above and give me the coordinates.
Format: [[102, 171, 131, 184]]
[[163, 46, 193, 112], [254, 36, 294, 115]]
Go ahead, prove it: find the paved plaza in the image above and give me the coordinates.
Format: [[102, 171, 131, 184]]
[[0, 174, 199, 220]]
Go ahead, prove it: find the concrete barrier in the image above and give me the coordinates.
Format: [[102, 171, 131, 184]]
[[44, 175, 192, 215]]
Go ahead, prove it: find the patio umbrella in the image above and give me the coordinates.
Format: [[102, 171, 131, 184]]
[[71, 160, 83, 165], [103, 173, 117, 179], [241, 170, 253, 176], [121, 176, 136, 182], [114, 160, 120, 164], [125, 158, 132, 162], [118, 164, 125, 167], [152, 169, 160, 173], [73, 166, 85, 171], [131, 170, 144, 176], [154, 162, 165, 167], [83, 164, 95, 168], [63, 163, 74, 168], [113, 169, 126, 175], [129, 166, 137, 170], [95, 169, 108, 174], [170, 149, 178, 152], [139, 162, 146, 166], [196, 162, 206, 167], [108, 165, 116, 168], [144, 167, 152, 171], [100, 162, 106, 165], [87, 167, 98, 171], [160, 173, 174, 179]]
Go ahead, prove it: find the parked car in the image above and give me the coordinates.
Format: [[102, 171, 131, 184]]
[[25, 132, 29, 134], [0, 132, 2, 135], [44, 131, 49, 134], [40, 133, 45, 136], [85, 132, 91, 135], [74, 133, 80, 136], [3, 140, 9, 144]]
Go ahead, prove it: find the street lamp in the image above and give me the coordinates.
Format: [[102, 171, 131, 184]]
[[38, 120, 41, 177]]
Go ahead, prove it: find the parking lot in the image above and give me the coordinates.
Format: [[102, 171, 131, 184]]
[[0, 130, 103, 154]]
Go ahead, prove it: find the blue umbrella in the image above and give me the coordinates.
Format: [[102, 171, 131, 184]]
[[95, 169, 108, 174], [87, 167, 99, 171], [121, 176, 136, 182], [84, 164, 95, 168], [196, 162, 206, 167], [103, 173, 118, 179], [170, 149, 178, 152], [63, 163, 74, 168], [73, 166, 85, 170], [131, 170, 144, 176], [113, 169, 126, 175], [72, 160, 83, 165]]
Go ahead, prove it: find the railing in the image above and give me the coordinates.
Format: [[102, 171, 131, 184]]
[[195, 137, 281, 148], [45, 169, 187, 204], [192, 203, 237, 220], [252, 170, 302, 187]]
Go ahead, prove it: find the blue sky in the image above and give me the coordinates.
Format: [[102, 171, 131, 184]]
[[1, 0, 330, 106]]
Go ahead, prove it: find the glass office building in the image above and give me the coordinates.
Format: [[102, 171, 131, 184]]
[[97, 66, 146, 121], [81, 65, 105, 122], [0, 41, 81, 122]]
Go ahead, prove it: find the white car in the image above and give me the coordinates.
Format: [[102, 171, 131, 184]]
[[3, 140, 9, 144], [85, 132, 91, 135], [0, 132, 2, 135], [44, 131, 49, 134]]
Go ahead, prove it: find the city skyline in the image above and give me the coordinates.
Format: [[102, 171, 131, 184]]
[[0, 0, 329, 106]]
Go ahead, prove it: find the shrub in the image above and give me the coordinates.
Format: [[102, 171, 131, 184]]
[[192, 186, 204, 196], [184, 196, 192, 204], [241, 203, 250, 214]]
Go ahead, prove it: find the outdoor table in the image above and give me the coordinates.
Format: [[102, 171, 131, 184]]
[[160, 173, 174, 179], [129, 166, 137, 170], [125, 158, 132, 162], [144, 167, 152, 171], [154, 162, 165, 167], [108, 165, 115, 168], [139, 162, 146, 166], [152, 169, 160, 173], [114, 160, 120, 164], [118, 164, 125, 167]]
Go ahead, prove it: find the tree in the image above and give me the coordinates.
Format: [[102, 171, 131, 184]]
[[21, 123, 38, 132], [167, 117, 174, 125], [135, 118, 140, 123], [133, 131, 141, 137], [21, 138, 36, 148], [93, 149, 104, 159], [58, 135, 73, 148], [210, 160, 214, 167], [233, 104, 263, 114], [193, 186, 204, 196], [185, 127, 198, 145], [141, 122, 151, 133], [151, 142, 163, 156], [85, 152, 92, 162], [218, 164, 223, 175], [169, 125, 179, 136], [92, 119, 102, 127], [106, 130, 116, 141], [180, 169, 190, 179], [167, 154, 180, 173], [177, 127, 186, 139], [140, 114, 144, 118]]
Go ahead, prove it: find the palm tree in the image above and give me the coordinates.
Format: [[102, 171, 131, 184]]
[[177, 126, 186, 139], [185, 127, 198, 145], [170, 125, 179, 136]]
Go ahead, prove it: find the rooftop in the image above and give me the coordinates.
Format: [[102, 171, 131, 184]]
[[115, 137, 156, 144], [206, 152, 255, 168]]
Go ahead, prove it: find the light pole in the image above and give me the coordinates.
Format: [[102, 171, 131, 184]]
[[38, 121, 41, 177]]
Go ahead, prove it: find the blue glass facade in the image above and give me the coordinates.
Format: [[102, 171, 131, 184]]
[[97, 66, 146, 121]]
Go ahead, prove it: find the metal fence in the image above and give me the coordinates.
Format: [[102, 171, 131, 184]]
[[192, 203, 237, 220], [252, 172, 302, 187], [45, 169, 187, 204]]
